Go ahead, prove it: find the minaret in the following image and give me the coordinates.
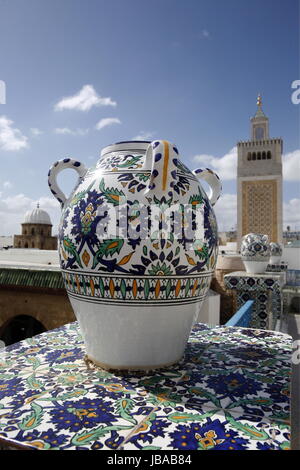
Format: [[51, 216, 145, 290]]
[[237, 95, 283, 247]]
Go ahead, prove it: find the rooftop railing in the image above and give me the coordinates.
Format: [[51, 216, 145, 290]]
[[225, 300, 254, 328]]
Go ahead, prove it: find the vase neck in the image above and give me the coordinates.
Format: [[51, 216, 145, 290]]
[[101, 141, 151, 157]]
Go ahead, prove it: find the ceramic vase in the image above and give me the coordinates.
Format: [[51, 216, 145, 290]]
[[241, 233, 270, 274], [269, 242, 283, 265], [48, 140, 222, 370]]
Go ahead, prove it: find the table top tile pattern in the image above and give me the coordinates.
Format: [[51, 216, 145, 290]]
[[0, 321, 292, 450]]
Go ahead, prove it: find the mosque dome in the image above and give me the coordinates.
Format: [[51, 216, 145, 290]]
[[23, 203, 52, 225]]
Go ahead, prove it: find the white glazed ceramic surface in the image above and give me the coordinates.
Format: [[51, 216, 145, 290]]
[[242, 260, 270, 274], [241, 233, 271, 275], [71, 298, 201, 369], [48, 140, 222, 369], [269, 242, 282, 265]]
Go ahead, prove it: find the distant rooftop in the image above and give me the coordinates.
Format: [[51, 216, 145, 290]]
[[0, 266, 64, 289], [23, 203, 52, 225], [0, 248, 59, 269]]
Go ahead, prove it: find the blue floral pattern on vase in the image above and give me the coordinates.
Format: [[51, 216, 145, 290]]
[[241, 233, 271, 262]]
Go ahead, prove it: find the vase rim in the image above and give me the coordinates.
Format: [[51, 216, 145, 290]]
[[101, 140, 151, 157]]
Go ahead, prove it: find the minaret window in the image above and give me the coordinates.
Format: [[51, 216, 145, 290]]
[[257, 152, 261, 160], [267, 151, 271, 159], [262, 152, 266, 159], [255, 127, 264, 140], [252, 152, 256, 160]]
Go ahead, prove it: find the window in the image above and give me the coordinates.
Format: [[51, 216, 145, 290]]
[[267, 151, 271, 159], [252, 152, 256, 160], [257, 152, 261, 160], [262, 151, 266, 159], [255, 127, 264, 140]]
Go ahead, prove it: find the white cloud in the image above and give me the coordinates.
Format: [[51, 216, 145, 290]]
[[193, 147, 300, 182], [95, 118, 121, 130], [54, 127, 73, 135], [0, 194, 60, 236], [0, 193, 33, 213], [132, 131, 155, 141], [213, 193, 237, 231], [202, 29, 210, 38], [283, 198, 300, 229], [30, 127, 43, 136], [0, 115, 29, 151], [193, 147, 237, 181], [54, 85, 117, 112], [54, 127, 89, 136], [3, 181, 12, 189], [282, 149, 300, 181]]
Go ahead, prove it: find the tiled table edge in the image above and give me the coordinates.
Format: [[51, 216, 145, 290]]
[[119, 405, 291, 451]]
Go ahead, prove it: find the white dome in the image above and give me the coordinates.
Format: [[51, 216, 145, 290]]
[[24, 204, 52, 225]]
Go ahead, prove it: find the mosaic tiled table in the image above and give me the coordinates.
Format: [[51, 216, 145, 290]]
[[224, 271, 285, 330], [266, 263, 288, 285], [0, 321, 292, 451]]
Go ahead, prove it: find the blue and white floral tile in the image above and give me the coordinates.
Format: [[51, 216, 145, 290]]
[[199, 340, 291, 373], [222, 367, 290, 423], [0, 321, 292, 450], [0, 380, 161, 450], [166, 360, 290, 423], [0, 331, 199, 450], [162, 366, 234, 412], [120, 406, 291, 451], [191, 325, 291, 350]]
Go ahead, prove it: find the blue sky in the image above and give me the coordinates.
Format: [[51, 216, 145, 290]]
[[0, 0, 299, 235]]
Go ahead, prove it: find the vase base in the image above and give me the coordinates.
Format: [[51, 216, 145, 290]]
[[242, 260, 269, 274], [84, 353, 182, 373]]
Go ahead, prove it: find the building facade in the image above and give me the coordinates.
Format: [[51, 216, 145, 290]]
[[13, 204, 57, 250], [237, 95, 283, 247], [0, 267, 75, 346]]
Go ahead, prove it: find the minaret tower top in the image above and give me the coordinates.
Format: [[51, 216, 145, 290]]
[[250, 94, 269, 141]]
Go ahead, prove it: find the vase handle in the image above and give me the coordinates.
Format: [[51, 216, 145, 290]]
[[192, 168, 222, 206], [144, 140, 178, 195], [48, 158, 87, 208]]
